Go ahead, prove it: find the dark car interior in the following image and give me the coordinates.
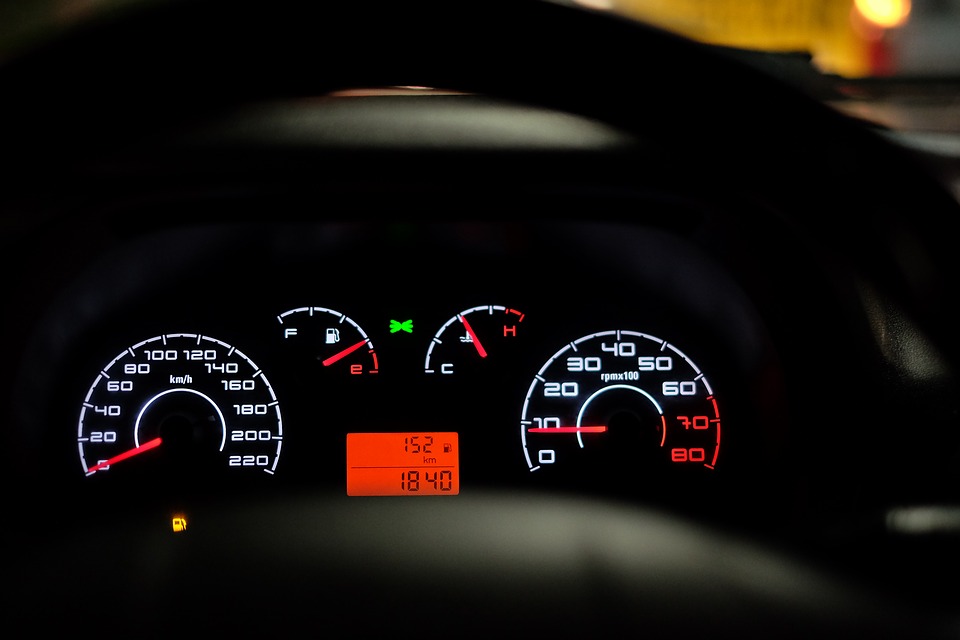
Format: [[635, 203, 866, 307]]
[[4, 0, 960, 637]]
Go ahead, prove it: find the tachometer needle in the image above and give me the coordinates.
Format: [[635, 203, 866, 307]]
[[459, 314, 487, 358], [87, 437, 162, 473], [322, 338, 369, 366], [527, 426, 607, 433]]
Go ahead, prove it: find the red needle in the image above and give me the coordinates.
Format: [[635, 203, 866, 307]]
[[87, 437, 162, 473], [459, 315, 488, 358], [322, 338, 369, 366], [527, 426, 607, 433]]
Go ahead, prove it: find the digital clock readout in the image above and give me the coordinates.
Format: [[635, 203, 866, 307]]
[[346, 432, 459, 496]]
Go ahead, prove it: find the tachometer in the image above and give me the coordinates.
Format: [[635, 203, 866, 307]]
[[77, 334, 282, 478], [520, 330, 720, 489]]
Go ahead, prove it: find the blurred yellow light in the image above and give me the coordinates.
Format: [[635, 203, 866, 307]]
[[611, 0, 880, 77], [854, 0, 911, 28], [574, 0, 616, 9], [172, 516, 187, 533]]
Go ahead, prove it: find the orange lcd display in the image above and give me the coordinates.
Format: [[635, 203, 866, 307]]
[[347, 432, 460, 496]]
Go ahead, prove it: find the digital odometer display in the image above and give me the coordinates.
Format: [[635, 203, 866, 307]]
[[347, 432, 459, 496]]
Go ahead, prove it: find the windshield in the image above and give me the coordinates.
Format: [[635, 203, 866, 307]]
[[2, 0, 959, 137], [602, 0, 960, 78], [3, 0, 960, 78]]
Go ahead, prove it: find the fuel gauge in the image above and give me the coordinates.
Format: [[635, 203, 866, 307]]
[[277, 307, 379, 377]]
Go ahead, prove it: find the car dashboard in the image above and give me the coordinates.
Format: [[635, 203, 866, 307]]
[[4, 2, 960, 638]]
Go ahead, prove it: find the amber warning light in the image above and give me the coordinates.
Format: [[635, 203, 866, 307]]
[[347, 432, 459, 496]]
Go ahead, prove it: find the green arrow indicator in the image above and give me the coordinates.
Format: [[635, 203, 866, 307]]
[[389, 319, 413, 334]]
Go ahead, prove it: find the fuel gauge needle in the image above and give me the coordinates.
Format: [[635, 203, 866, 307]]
[[322, 339, 369, 367], [87, 437, 162, 473], [527, 426, 607, 433], [459, 314, 488, 358]]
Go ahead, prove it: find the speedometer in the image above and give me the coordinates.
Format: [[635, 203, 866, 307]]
[[520, 330, 720, 490], [77, 334, 283, 478]]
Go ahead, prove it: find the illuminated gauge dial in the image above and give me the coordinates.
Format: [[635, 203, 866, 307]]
[[277, 307, 378, 377], [78, 334, 282, 478], [520, 330, 720, 490], [424, 305, 525, 375]]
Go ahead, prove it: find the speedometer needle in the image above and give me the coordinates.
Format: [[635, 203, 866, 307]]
[[459, 314, 487, 358], [87, 437, 162, 473], [322, 338, 369, 366], [527, 426, 607, 433]]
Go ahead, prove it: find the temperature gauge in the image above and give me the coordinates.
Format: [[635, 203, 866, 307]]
[[424, 305, 525, 375]]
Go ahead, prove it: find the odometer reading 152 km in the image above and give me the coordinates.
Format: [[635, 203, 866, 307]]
[[347, 432, 460, 496], [520, 330, 720, 490]]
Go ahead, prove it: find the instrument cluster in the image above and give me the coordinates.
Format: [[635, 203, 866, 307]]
[[18, 215, 788, 521]]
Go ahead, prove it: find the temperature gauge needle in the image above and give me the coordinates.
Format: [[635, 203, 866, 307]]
[[87, 437, 162, 473], [322, 339, 369, 367], [527, 426, 607, 433], [459, 314, 488, 358]]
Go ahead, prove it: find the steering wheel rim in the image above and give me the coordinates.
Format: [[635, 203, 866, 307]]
[[3, 0, 958, 353], [4, 1, 960, 637]]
